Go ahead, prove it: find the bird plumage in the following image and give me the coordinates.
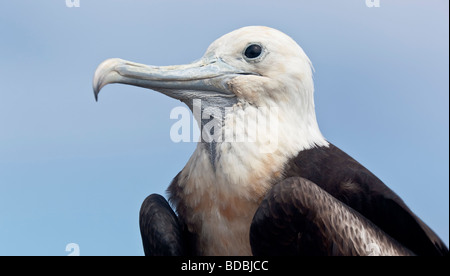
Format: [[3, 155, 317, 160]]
[[251, 177, 414, 256], [93, 26, 448, 256], [283, 143, 448, 256]]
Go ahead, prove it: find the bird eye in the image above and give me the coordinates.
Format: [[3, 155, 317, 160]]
[[244, 44, 263, 60]]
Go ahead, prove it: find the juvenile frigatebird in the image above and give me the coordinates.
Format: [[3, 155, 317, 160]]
[[93, 26, 448, 256]]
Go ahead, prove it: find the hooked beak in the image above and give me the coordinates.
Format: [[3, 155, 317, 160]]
[[93, 57, 253, 102]]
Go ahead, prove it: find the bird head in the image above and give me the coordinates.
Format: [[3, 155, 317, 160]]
[[95, 26, 313, 108], [93, 26, 326, 154]]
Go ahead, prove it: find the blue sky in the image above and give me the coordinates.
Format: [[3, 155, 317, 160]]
[[0, 0, 448, 255]]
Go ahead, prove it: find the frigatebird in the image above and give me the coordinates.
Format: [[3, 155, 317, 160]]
[[93, 26, 448, 256]]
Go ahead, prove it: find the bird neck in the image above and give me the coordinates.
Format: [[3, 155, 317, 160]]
[[184, 99, 329, 199], [171, 99, 328, 255]]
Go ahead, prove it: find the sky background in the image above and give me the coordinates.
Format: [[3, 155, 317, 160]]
[[0, 0, 448, 256]]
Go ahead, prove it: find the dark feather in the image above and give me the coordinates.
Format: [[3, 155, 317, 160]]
[[250, 177, 414, 256], [139, 194, 188, 256], [282, 143, 448, 256]]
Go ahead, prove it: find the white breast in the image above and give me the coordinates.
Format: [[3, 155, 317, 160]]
[[169, 102, 328, 255]]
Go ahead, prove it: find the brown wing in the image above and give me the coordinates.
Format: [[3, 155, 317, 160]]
[[281, 143, 448, 256], [139, 194, 189, 256], [250, 177, 414, 256]]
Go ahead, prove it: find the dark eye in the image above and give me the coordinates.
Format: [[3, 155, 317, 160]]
[[244, 44, 262, 59]]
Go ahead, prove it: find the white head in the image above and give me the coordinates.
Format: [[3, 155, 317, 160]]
[[207, 26, 314, 106], [93, 26, 328, 160]]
